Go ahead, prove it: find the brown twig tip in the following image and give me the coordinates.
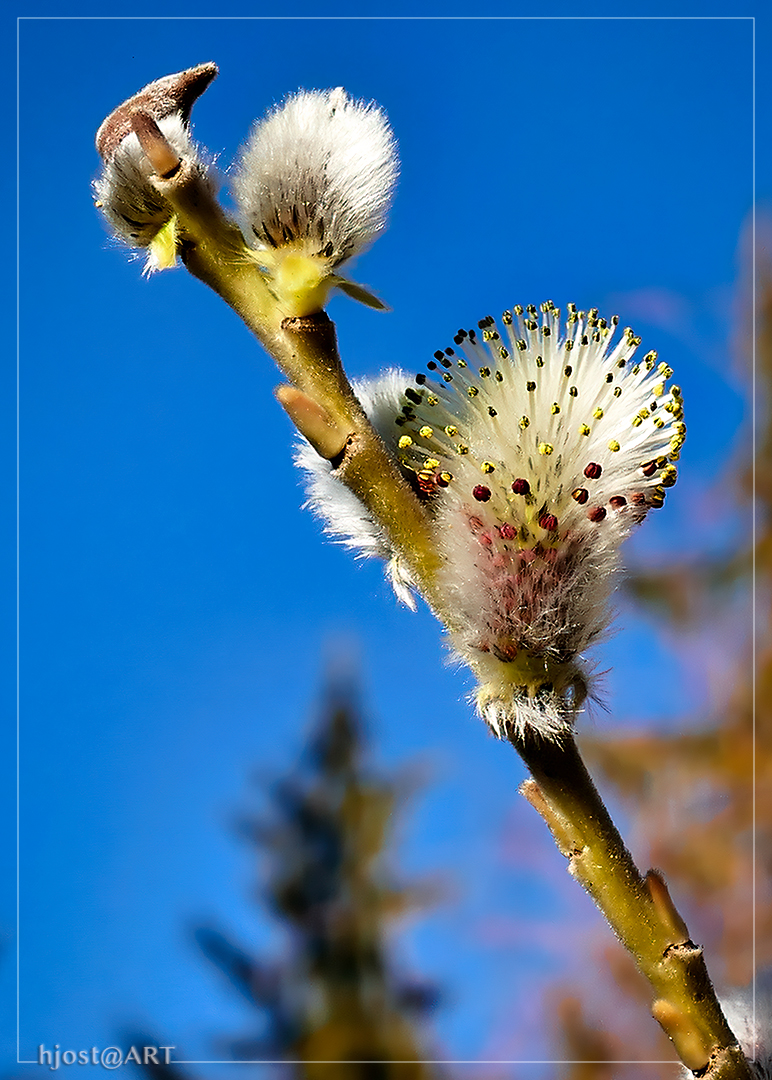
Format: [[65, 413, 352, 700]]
[[645, 868, 691, 943], [651, 999, 711, 1072], [96, 62, 218, 159], [129, 111, 181, 177]]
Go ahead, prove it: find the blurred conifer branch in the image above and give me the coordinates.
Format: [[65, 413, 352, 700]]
[[129, 680, 440, 1077]]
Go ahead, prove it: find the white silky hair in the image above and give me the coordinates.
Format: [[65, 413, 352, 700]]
[[232, 88, 398, 266], [710, 974, 772, 1080], [294, 371, 416, 608], [94, 114, 212, 250]]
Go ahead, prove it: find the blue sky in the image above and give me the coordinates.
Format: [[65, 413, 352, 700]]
[[10, 7, 765, 1077]]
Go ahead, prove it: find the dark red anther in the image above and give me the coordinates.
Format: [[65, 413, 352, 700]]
[[500, 523, 517, 540], [609, 496, 627, 509], [630, 492, 646, 505], [587, 506, 607, 522], [511, 478, 531, 495], [572, 487, 589, 504], [584, 462, 602, 479], [435, 472, 449, 488], [473, 485, 491, 502], [539, 513, 558, 532], [641, 460, 657, 477]]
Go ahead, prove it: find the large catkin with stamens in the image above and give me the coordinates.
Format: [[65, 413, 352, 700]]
[[298, 301, 686, 739]]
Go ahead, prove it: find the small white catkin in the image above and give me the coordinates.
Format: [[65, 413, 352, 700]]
[[232, 88, 398, 266]]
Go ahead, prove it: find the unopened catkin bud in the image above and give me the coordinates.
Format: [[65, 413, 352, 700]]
[[94, 63, 217, 273]]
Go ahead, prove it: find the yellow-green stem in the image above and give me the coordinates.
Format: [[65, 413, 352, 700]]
[[515, 731, 751, 1079], [152, 163, 447, 616]]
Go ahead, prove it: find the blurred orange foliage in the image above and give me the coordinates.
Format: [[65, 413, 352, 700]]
[[554, 220, 771, 1078]]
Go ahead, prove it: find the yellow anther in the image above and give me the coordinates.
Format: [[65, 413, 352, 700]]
[[551, 402, 561, 414], [424, 458, 440, 469], [445, 425, 458, 437], [579, 424, 591, 436], [654, 418, 665, 429], [675, 422, 687, 435], [638, 408, 650, 419], [608, 440, 621, 452], [427, 395, 439, 405], [632, 417, 643, 428], [519, 416, 530, 429], [661, 465, 678, 487], [398, 435, 413, 449], [467, 386, 479, 397], [419, 425, 434, 438], [481, 461, 496, 474], [593, 408, 604, 419], [440, 471, 453, 483], [539, 442, 554, 456], [458, 444, 469, 455], [653, 382, 666, 397]]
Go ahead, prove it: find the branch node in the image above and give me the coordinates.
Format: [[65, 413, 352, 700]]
[[646, 868, 691, 943], [520, 778, 577, 856], [652, 998, 711, 1072], [275, 385, 352, 461], [130, 110, 182, 178]]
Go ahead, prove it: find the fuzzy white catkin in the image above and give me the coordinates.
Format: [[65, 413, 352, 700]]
[[232, 88, 398, 266]]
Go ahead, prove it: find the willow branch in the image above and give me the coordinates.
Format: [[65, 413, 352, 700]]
[[123, 113, 750, 1080], [149, 160, 448, 614], [515, 731, 751, 1079]]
